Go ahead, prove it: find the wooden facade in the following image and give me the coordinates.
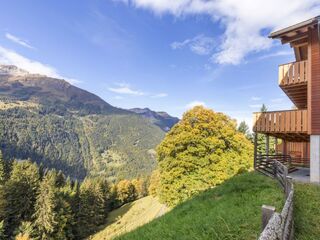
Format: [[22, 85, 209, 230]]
[[253, 16, 320, 168]]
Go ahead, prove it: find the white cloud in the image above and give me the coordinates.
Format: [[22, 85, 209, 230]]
[[171, 35, 215, 55], [0, 45, 81, 84], [251, 96, 261, 101], [108, 83, 145, 96], [116, 0, 320, 64], [258, 50, 292, 60], [5, 33, 35, 49], [151, 93, 168, 98], [186, 100, 206, 109]]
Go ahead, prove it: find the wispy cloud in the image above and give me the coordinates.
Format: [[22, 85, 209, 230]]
[[151, 93, 168, 98], [116, 0, 320, 64], [258, 50, 292, 60], [251, 96, 261, 101], [171, 35, 215, 55], [185, 101, 206, 109], [5, 33, 35, 49], [108, 83, 145, 96], [0, 45, 81, 84]]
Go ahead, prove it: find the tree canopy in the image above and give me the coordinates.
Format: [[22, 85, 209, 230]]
[[156, 106, 253, 206]]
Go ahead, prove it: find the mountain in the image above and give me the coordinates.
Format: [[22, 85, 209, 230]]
[[129, 108, 179, 131], [0, 65, 165, 180]]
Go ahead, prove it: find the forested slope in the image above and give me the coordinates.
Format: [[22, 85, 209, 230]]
[[0, 65, 166, 180]]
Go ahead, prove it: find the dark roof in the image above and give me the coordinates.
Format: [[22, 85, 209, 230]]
[[269, 16, 320, 39]]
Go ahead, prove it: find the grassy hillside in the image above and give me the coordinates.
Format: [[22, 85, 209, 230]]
[[294, 182, 320, 239], [90, 196, 167, 240], [115, 172, 284, 240]]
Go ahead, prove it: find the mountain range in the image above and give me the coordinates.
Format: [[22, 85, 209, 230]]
[[0, 65, 178, 180]]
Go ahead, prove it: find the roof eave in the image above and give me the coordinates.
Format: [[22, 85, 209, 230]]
[[269, 16, 320, 39]]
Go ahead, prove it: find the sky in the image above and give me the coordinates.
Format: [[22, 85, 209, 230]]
[[1, 0, 320, 129]]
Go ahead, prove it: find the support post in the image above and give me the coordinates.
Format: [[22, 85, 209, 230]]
[[266, 135, 270, 164], [261, 205, 275, 231], [275, 138, 278, 154], [283, 139, 287, 156], [254, 133, 258, 169], [310, 135, 320, 183]]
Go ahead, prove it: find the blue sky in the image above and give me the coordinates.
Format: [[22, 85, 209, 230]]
[[0, 0, 320, 128]]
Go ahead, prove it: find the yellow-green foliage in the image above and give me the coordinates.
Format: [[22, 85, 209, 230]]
[[157, 106, 253, 206], [148, 170, 160, 197]]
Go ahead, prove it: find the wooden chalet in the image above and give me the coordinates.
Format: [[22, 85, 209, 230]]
[[253, 16, 320, 183]]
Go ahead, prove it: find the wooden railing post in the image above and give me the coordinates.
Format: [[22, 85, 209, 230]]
[[261, 205, 276, 231], [254, 133, 258, 169]]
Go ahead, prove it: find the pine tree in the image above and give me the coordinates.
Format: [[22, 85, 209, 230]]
[[5, 161, 40, 236], [116, 180, 137, 205], [78, 177, 108, 238], [237, 121, 253, 142], [33, 171, 58, 239], [0, 151, 5, 185], [131, 178, 146, 199], [261, 104, 267, 112], [0, 220, 5, 239], [14, 221, 34, 240]]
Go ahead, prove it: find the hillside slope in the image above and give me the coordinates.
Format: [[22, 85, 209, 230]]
[[115, 172, 284, 240], [129, 108, 179, 131], [0, 65, 165, 180], [91, 196, 168, 240]]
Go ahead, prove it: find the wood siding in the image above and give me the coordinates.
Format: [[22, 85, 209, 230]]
[[253, 110, 308, 133], [308, 27, 320, 134]]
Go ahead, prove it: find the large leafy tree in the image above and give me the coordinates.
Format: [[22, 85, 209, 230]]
[[157, 106, 253, 206]]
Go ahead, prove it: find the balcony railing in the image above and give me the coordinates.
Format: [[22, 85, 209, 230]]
[[278, 60, 308, 86], [253, 109, 308, 133]]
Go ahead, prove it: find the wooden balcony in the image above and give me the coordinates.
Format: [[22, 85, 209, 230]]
[[253, 109, 309, 141], [279, 60, 308, 108]]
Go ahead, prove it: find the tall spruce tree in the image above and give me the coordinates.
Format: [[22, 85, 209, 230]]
[[0, 151, 5, 185], [33, 171, 58, 239], [4, 161, 40, 236]]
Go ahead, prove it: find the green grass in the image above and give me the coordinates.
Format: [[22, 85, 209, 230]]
[[115, 172, 284, 240], [294, 182, 320, 240], [90, 196, 168, 240]]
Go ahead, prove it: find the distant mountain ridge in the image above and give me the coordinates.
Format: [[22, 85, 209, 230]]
[[129, 108, 179, 131], [0, 64, 166, 180]]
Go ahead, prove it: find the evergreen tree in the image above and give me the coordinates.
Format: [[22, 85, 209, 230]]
[[33, 171, 58, 239], [261, 104, 267, 112], [4, 161, 40, 236], [156, 106, 253, 206], [14, 221, 34, 240], [0, 151, 5, 185], [0, 220, 5, 239], [77, 178, 108, 238], [131, 178, 147, 199], [116, 180, 137, 205], [237, 121, 253, 142]]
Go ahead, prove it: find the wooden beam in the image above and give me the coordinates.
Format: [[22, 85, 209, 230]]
[[282, 32, 308, 44]]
